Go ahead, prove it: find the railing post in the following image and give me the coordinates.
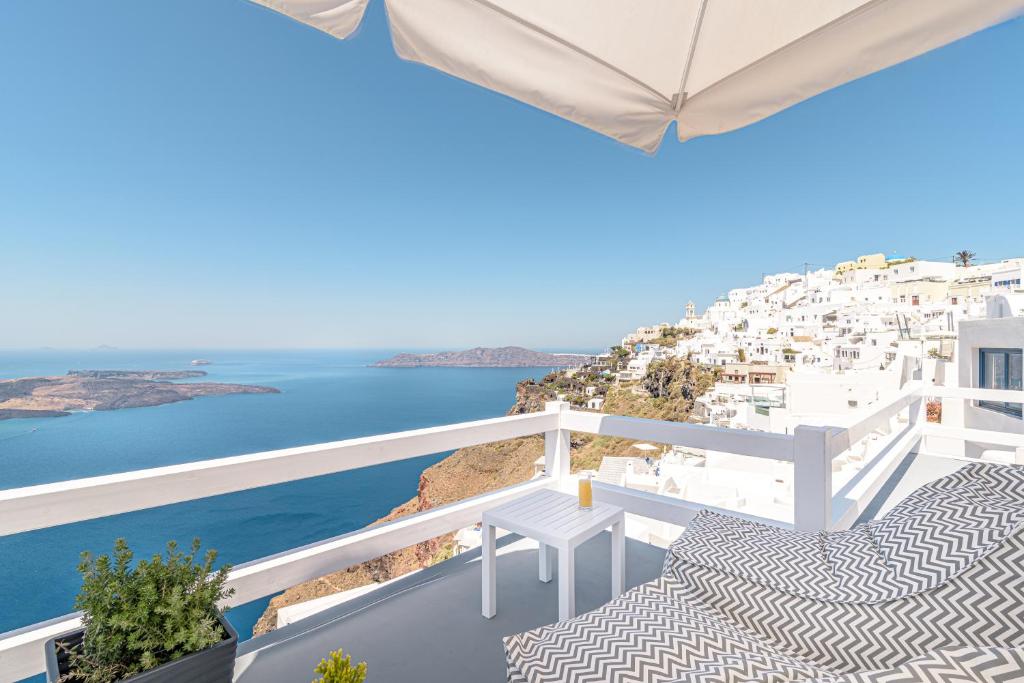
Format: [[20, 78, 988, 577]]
[[793, 425, 832, 532], [907, 388, 925, 453], [544, 401, 571, 489], [909, 393, 925, 424]]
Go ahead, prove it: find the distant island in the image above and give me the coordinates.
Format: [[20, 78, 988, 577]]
[[373, 346, 593, 368], [67, 369, 207, 380], [0, 369, 278, 421]]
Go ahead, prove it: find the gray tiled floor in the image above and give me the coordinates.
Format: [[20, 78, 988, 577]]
[[234, 533, 667, 683]]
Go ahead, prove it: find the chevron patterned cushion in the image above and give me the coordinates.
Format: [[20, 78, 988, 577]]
[[505, 463, 1024, 683], [807, 646, 1024, 682], [664, 464, 1024, 603], [672, 531, 1024, 674], [504, 577, 833, 683]]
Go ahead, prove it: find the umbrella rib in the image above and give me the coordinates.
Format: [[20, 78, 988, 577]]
[[465, 0, 673, 106], [682, 0, 891, 106], [672, 0, 709, 111]]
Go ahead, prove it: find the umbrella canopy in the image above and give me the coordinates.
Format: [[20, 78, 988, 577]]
[[631, 443, 660, 452], [253, 0, 1024, 152]]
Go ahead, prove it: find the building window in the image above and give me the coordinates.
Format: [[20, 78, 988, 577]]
[[979, 348, 1023, 418], [911, 295, 920, 306], [951, 296, 958, 304]]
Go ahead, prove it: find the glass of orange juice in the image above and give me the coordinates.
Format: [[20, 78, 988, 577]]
[[578, 474, 593, 509]]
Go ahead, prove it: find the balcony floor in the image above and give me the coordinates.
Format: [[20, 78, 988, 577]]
[[233, 453, 965, 683], [233, 533, 667, 683]]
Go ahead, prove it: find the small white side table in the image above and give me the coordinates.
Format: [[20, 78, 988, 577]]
[[481, 488, 625, 622]]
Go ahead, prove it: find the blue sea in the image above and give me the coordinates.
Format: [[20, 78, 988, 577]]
[[0, 350, 557, 651]]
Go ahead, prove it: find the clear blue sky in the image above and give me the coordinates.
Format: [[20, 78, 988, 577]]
[[1, 2, 1021, 350]]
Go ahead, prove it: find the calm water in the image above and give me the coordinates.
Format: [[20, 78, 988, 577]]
[[0, 350, 555, 647]]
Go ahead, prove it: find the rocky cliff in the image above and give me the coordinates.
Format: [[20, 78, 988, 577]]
[[253, 359, 716, 635], [252, 428, 545, 634]]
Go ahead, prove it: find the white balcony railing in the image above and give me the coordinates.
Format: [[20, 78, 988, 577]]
[[920, 385, 1024, 452], [1, 385, 1020, 681]]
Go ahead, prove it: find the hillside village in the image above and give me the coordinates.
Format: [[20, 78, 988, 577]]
[[257, 251, 1024, 633], [609, 253, 1022, 433], [492, 251, 1019, 530]]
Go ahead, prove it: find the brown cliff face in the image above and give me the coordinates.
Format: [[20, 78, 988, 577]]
[[252, 395, 544, 635], [505, 378, 558, 415], [253, 362, 714, 635]]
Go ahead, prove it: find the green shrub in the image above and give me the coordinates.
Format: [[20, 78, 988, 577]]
[[66, 538, 233, 683], [313, 649, 367, 683]]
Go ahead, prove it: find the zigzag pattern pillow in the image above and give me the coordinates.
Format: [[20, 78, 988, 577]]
[[664, 463, 1024, 603], [506, 463, 1024, 683]]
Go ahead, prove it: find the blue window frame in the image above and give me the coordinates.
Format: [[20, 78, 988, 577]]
[[979, 348, 1023, 418]]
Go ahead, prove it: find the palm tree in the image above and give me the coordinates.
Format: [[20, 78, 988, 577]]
[[954, 250, 976, 267]]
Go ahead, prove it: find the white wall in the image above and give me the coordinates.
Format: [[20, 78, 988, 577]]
[[785, 371, 899, 419], [888, 260, 956, 283], [957, 317, 1024, 458]]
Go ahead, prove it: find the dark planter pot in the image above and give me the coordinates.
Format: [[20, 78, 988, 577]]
[[44, 612, 237, 683]]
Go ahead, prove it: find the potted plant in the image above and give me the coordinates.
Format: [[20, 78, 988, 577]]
[[312, 649, 366, 683], [45, 538, 236, 683]]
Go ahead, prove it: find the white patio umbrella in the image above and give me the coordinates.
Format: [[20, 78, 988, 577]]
[[253, 1, 1024, 152]]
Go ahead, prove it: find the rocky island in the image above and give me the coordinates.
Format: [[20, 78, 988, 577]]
[[0, 370, 278, 420], [373, 346, 592, 368], [67, 369, 208, 380]]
